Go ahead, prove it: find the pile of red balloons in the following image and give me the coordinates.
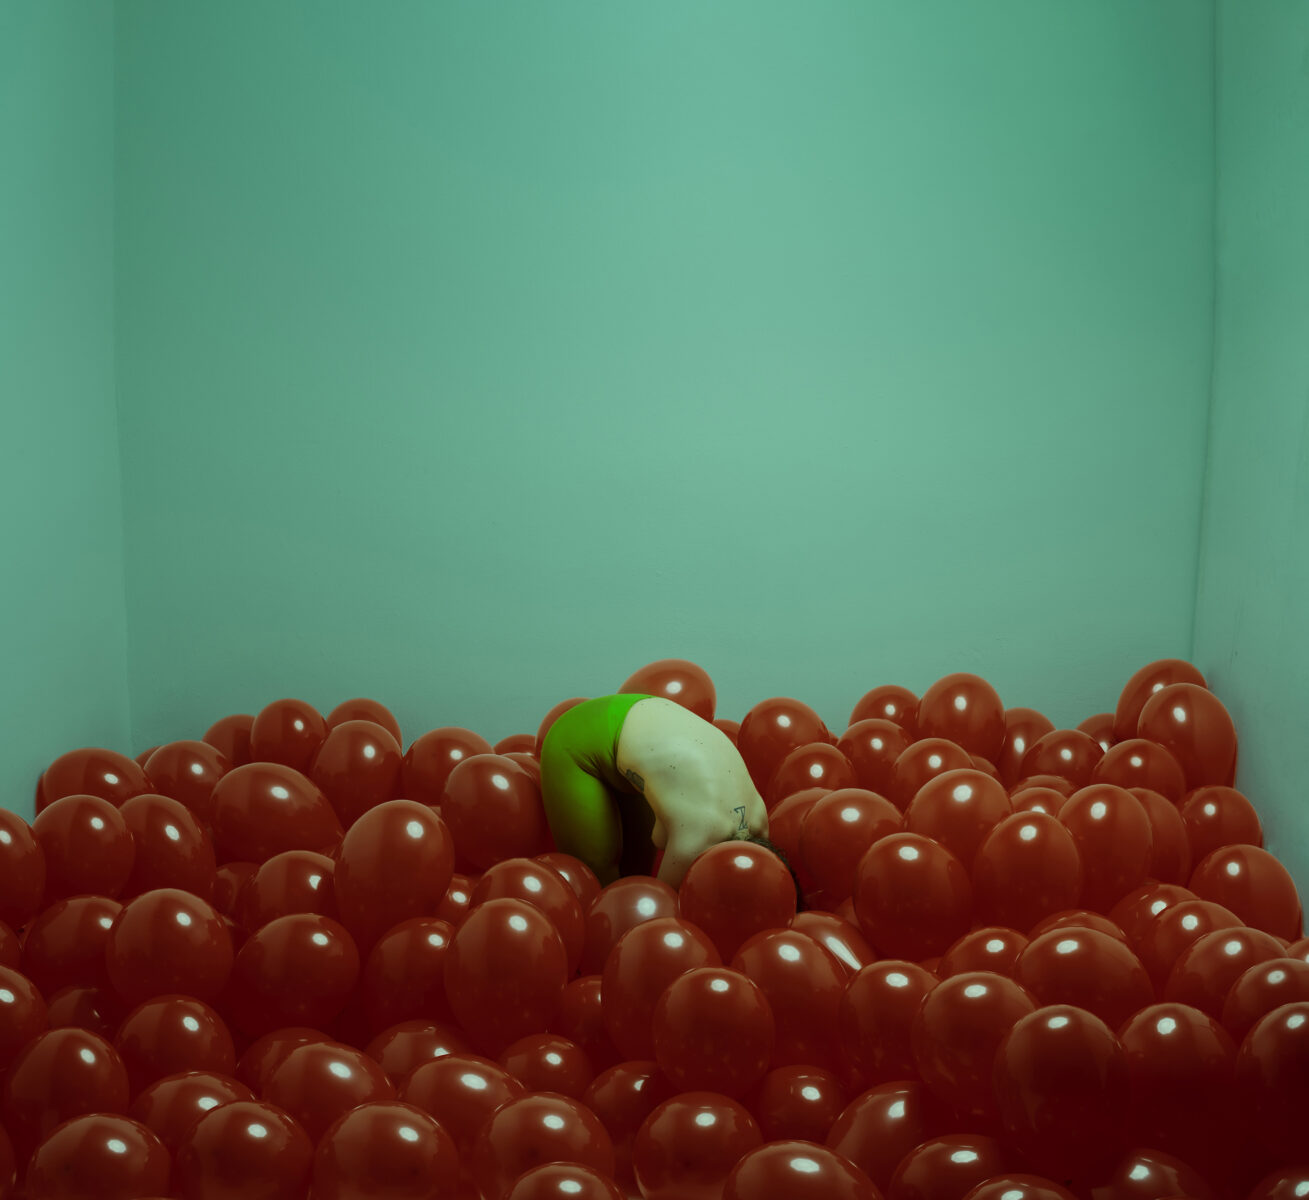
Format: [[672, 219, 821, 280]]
[[0, 656, 1306, 1200]]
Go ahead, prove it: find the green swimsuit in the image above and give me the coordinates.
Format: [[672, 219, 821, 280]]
[[539, 693, 657, 884]]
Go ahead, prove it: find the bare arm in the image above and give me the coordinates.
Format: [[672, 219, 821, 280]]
[[655, 832, 703, 890]]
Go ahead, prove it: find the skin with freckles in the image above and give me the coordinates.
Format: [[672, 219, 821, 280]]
[[540, 695, 768, 889]]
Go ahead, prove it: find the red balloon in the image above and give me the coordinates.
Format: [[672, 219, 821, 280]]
[[496, 733, 537, 754], [619, 658, 716, 722], [312, 1100, 460, 1200], [732, 929, 846, 1070], [248, 698, 329, 774], [748, 1065, 848, 1142], [0, 921, 16, 971], [105, 888, 232, 1006], [1188, 844, 1303, 942], [970, 812, 1082, 934], [1179, 785, 1263, 863], [1246, 1167, 1309, 1200], [889, 1134, 1008, 1200], [995, 708, 1057, 788], [38, 747, 151, 812], [601, 917, 720, 1060], [400, 1052, 525, 1162], [826, 1080, 950, 1194], [204, 714, 254, 766], [839, 959, 937, 1086], [22, 895, 120, 994], [1, 1028, 130, 1162], [580, 1060, 672, 1185], [849, 684, 919, 736], [737, 697, 833, 793], [651, 966, 774, 1096], [1009, 773, 1077, 798], [1020, 729, 1105, 788], [1115, 659, 1208, 742], [234, 1027, 333, 1093], [475, 1092, 615, 1200], [887, 740, 973, 812], [1235, 1000, 1309, 1163], [791, 911, 877, 975], [1027, 909, 1128, 943], [436, 872, 475, 927], [632, 1091, 761, 1200], [579, 876, 679, 976], [508, 1164, 624, 1200], [917, 672, 1006, 761], [120, 793, 217, 901], [912, 970, 1037, 1123], [0, 964, 48, 1071], [114, 995, 235, 1092], [905, 768, 1012, 871], [209, 763, 342, 865], [1136, 898, 1244, 989], [264, 1041, 395, 1141], [214, 862, 257, 917], [838, 720, 913, 797], [45, 985, 121, 1039], [0, 809, 45, 930], [1014, 928, 1153, 1028], [536, 852, 601, 914], [766, 788, 827, 895], [442, 754, 550, 868], [962, 1178, 1077, 1200], [1089, 1147, 1219, 1200], [1222, 956, 1309, 1042], [767, 743, 857, 808], [222, 913, 359, 1038], [143, 740, 232, 824], [1077, 712, 1117, 754], [360, 917, 454, 1033], [938, 927, 1028, 979], [33, 794, 134, 902], [401, 726, 494, 806], [1119, 1001, 1236, 1171], [1008, 786, 1069, 816], [130, 1069, 255, 1154], [174, 1099, 313, 1200], [472, 857, 585, 976], [1058, 785, 1153, 912], [853, 833, 973, 960], [1109, 882, 1197, 950], [798, 790, 901, 905], [714, 718, 741, 744], [236, 849, 336, 931], [327, 697, 402, 742], [444, 897, 568, 1055], [26, 1113, 170, 1200], [1129, 787, 1192, 885], [1092, 739, 1187, 803], [678, 841, 799, 961], [365, 1019, 471, 1085], [333, 800, 455, 949], [1138, 683, 1237, 790], [993, 1006, 1129, 1179], [550, 975, 620, 1073], [500, 1032, 594, 1097], [309, 720, 403, 828], [726, 1140, 877, 1200], [1164, 925, 1286, 1018]]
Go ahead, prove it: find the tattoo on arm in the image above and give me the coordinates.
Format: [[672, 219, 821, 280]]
[[734, 805, 747, 831], [624, 769, 645, 794]]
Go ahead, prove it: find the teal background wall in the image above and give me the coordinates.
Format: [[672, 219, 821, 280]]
[[0, 1, 129, 814], [1193, 0, 1309, 893], [112, 1, 1213, 760]]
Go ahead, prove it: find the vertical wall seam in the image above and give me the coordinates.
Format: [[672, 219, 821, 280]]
[[1190, 0, 1221, 665]]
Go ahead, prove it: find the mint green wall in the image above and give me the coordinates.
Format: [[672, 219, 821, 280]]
[[114, 2, 1214, 753], [0, 2, 127, 819], [1193, 1, 1309, 891]]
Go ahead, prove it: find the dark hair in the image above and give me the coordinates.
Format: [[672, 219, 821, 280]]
[[738, 833, 806, 913]]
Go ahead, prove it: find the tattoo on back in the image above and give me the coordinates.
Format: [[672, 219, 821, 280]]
[[734, 805, 747, 831], [624, 768, 646, 793]]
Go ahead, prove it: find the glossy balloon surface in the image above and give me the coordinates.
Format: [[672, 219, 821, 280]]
[[174, 1099, 313, 1200], [619, 659, 716, 721], [632, 1091, 761, 1200], [853, 833, 972, 960]]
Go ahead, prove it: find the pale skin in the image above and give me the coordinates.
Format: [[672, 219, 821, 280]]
[[614, 696, 769, 888]]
